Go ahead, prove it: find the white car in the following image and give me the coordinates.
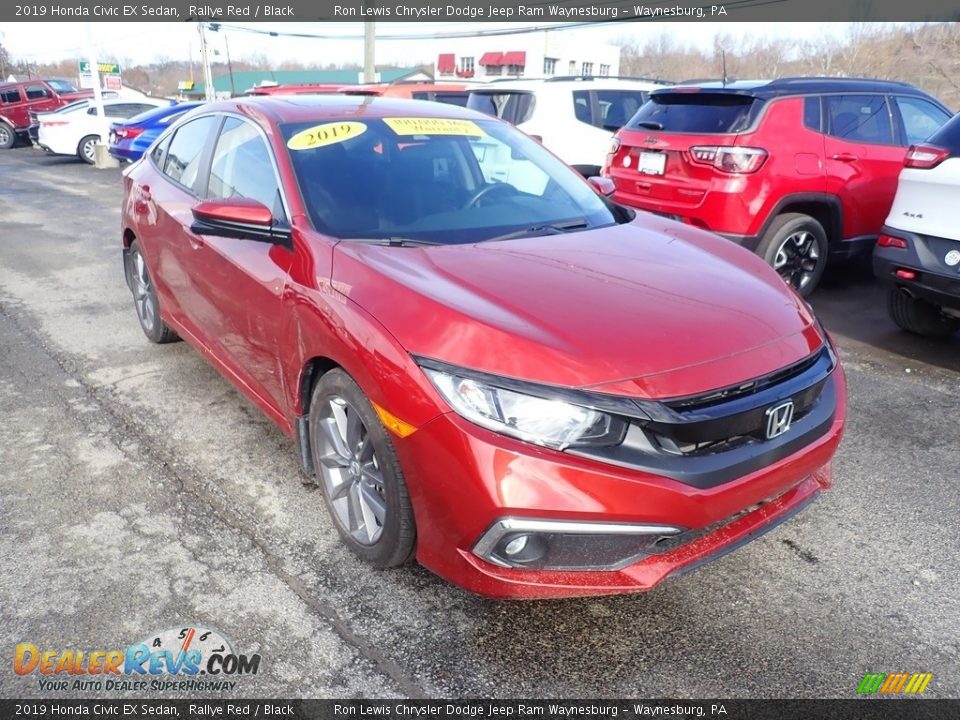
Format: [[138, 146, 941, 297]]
[[873, 112, 960, 337], [466, 77, 668, 176], [37, 97, 168, 164]]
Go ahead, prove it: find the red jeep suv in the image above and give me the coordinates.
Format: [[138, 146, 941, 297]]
[[604, 78, 952, 296]]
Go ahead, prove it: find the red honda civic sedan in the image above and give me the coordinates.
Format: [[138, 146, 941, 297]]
[[121, 96, 846, 599]]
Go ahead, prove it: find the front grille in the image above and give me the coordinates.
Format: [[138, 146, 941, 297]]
[[570, 345, 839, 488], [664, 348, 825, 412]]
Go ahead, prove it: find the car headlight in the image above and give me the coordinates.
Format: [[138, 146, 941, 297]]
[[422, 367, 627, 451]]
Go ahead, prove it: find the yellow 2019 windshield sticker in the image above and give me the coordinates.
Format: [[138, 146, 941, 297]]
[[287, 121, 367, 150], [384, 118, 485, 137]]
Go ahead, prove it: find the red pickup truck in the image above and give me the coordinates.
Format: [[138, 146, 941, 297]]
[[0, 79, 97, 149]]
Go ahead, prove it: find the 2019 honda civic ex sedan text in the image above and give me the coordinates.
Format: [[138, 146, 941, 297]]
[[121, 97, 846, 599]]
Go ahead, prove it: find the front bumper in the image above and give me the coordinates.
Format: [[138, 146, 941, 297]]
[[396, 367, 846, 599], [874, 227, 960, 312]]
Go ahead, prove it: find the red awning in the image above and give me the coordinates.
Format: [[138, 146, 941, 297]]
[[479, 52, 504, 66], [437, 53, 456, 73], [501, 51, 527, 66]]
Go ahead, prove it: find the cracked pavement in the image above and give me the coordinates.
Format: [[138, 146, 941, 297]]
[[0, 147, 958, 699]]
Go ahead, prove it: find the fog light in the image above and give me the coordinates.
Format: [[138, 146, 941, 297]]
[[504, 535, 529, 556], [473, 518, 685, 571]]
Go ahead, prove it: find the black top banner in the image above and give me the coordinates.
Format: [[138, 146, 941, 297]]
[[5, 0, 960, 22]]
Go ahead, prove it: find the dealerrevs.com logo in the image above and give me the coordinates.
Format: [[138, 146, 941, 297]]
[[15, 626, 261, 693]]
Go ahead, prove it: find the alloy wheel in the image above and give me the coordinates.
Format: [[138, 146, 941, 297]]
[[316, 396, 387, 546], [0, 127, 9, 145], [132, 250, 156, 330], [82, 139, 96, 162], [773, 230, 821, 291]]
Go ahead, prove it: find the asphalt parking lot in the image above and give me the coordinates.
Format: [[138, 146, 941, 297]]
[[1, 145, 958, 700]]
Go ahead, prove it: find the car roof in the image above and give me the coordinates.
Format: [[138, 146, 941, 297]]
[[200, 95, 490, 124], [653, 76, 936, 99]]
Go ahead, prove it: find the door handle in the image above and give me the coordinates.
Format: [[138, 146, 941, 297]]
[[831, 153, 858, 162]]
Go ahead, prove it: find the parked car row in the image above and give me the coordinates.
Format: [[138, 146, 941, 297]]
[[0, 77, 99, 149], [9, 73, 958, 334]]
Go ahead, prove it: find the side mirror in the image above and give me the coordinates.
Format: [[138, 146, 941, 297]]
[[588, 176, 615, 197], [190, 198, 290, 245]]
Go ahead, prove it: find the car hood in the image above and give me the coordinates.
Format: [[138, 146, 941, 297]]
[[332, 214, 824, 399]]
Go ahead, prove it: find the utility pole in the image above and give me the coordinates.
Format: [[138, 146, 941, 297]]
[[198, 22, 215, 100], [363, 21, 376, 83], [83, 22, 105, 121], [224, 32, 235, 97]]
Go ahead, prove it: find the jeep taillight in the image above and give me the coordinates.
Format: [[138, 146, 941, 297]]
[[689, 146, 768, 173], [877, 233, 908, 249], [603, 137, 621, 173], [904, 144, 949, 169]]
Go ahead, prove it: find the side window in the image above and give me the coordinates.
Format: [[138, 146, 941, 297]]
[[0, 87, 22, 104], [207, 117, 284, 218], [803, 96, 821, 132], [163, 115, 217, 191], [594, 90, 646, 130], [572, 90, 592, 125], [150, 134, 172, 169], [825, 95, 894, 145], [24, 84, 50, 100], [895, 96, 951, 145]]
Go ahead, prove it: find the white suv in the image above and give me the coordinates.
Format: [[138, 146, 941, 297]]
[[466, 77, 668, 176], [873, 112, 960, 337]]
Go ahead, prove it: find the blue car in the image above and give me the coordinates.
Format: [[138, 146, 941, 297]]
[[108, 102, 203, 162]]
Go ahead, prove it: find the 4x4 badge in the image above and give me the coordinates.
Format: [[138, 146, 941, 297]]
[[764, 401, 794, 439]]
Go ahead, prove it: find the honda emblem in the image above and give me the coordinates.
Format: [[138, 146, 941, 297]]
[[764, 401, 794, 439]]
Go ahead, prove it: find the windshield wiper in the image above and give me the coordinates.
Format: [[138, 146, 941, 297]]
[[480, 218, 589, 244], [344, 237, 446, 247], [634, 120, 664, 130]]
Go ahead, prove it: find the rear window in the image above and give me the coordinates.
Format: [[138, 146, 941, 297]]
[[466, 92, 536, 125], [925, 112, 960, 156], [628, 93, 764, 134]]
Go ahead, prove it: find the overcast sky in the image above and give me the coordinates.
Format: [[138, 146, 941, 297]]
[[1, 22, 900, 68]]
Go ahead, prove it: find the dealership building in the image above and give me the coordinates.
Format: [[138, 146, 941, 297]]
[[434, 31, 621, 81]]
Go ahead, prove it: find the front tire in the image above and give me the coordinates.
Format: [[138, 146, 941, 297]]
[[128, 241, 179, 344], [0, 122, 16, 150], [887, 285, 960, 337], [78, 134, 98, 164], [757, 213, 828, 297], [309, 369, 416, 568]]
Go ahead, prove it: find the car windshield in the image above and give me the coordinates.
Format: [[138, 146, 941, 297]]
[[47, 79, 78, 93], [282, 116, 621, 243]]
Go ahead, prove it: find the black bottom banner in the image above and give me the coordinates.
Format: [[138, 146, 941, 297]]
[[1, 699, 958, 720]]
